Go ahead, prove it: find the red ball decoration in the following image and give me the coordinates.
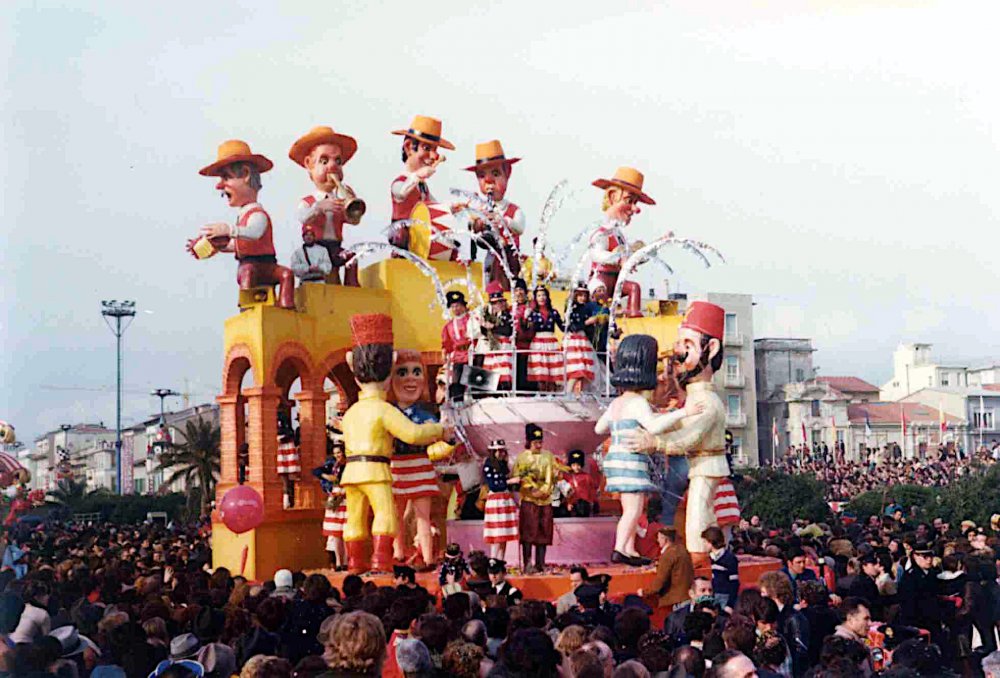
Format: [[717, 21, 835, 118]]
[[219, 485, 265, 534]]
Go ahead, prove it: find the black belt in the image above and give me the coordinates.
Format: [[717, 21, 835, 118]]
[[238, 255, 277, 264], [347, 455, 391, 464]]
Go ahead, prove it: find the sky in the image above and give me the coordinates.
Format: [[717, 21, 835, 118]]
[[2, 1, 1000, 442]]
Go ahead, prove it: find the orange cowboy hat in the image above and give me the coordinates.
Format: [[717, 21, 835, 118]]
[[288, 125, 359, 167], [199, 140, 274, 177], [592, 166, 656, 205], [463, 139, 521, 172], [392, 115, 455, 151]]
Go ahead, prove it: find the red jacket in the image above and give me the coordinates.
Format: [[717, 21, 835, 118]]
[[442, 314, 472, 365]]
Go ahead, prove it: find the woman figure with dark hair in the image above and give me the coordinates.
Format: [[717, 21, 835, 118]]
[[595, 334, 702, 566], [525, 286, 565, 392]]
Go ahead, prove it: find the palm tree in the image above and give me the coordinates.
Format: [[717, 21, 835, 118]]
[[47, 478, 91, 508], [156, 418, 221, 517]]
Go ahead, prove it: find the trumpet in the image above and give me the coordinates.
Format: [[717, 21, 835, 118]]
[[327, 173, 366, 225]]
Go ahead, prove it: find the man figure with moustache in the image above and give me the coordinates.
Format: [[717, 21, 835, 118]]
[[389, 115, 454, 251]]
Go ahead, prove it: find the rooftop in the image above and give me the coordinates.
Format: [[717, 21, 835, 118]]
[[848, 402, 963, 425], [817, 376, 879, 394]]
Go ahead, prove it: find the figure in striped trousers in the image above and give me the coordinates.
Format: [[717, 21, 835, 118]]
[[276, 408, 301, 509], [313, 438, 347, 569], [482, 440, 518, 560], [595, 335, 702, 567], [390, 350, 446, 570]]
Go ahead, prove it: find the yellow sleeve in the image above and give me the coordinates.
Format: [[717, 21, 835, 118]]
[[656, 406, 716, 455], [382, 404, 444, 446]]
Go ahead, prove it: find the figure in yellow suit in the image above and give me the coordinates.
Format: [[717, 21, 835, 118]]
[[341, 313, 447, 574]]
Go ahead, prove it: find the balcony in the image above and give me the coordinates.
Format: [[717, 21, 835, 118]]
[[726, 412, 748, 427], [724, 333, 744, 347], [724, 373, 746, 388]]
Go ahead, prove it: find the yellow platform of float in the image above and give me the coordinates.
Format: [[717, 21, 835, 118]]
[[211, 257, 686, 580]]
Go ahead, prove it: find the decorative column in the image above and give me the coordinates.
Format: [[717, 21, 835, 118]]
[[243, 385, 284, 515], [293, 387, 330, 510]]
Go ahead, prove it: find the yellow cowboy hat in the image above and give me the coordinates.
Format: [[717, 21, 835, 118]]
[[199, 140, 273, 177], [463, 139, 521, 172], [592, 166, 656, 205], [392, 115, 455, 151], [288, 126, 359, 167]]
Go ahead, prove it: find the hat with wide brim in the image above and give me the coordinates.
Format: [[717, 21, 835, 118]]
[[198, 140, 273, 177], [289, 126, 358, 167], [592, 166, 655, 205], [464, 139, 521, 172], [392, 115, 455, 150], [50, 625, 100, 658]]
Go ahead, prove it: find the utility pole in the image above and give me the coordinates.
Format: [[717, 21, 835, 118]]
[[101, 300, 136, 494]]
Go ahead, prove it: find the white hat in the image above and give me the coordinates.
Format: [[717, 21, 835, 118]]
[[274, 568, 294, 589], [50, 625, 100, 657], [587, 277, 607, 295]]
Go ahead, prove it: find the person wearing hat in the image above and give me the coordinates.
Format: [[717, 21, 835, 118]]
[[482, 439, 518, 560], [511, 278, 535, 391], [525, 285, 565, 392], [461, 140, 525, 289], [438, 543, 470, 597], [168, 632, 202, 661], [289, 223, 333, 283], [587, 166, 655, 319], [564, 284, 599, 393], [564, 449, 596, 517], [487, 558, 522, 605], [620, 302, 730, 562], [897, 541, 943, 643], [313, 436, 348, 569], [472, 282, 514, 390], [289, 125, 362, 286], [340, 314, 448, 574], [389, 115, 455, 251], [441, 290, 473, 401], [596, 334, 702, 566], [510, 424, 557, 573], [188, 139, 295, 310]]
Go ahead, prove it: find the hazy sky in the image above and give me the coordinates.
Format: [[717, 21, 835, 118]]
[[3, 1, 999, 441]]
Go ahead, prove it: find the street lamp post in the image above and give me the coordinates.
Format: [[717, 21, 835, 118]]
[[151, 389, 179, 456], [101, 300, 136, 495], [151, 389, 180, 423]]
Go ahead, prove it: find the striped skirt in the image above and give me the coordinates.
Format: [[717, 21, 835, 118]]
[[527, 332, 564, 382], [277, 441, 300, 475], [322, 502, 347, 537], [713, 479, 741, 526], [604, 419, 657, 493], [484, 491, 519, 544], [563, 331, 595, 381], [391, 451, 440, 499], [482, 337, 513, 383]]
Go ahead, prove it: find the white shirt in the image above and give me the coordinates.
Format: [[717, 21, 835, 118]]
[[226, 202, 269, 240], [290, 243, 333, 280], [10, 603, 50, 644]]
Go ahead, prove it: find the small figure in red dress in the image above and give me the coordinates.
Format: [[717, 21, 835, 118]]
[[564, 449, 596, 517], [462, 140, 525, 289], [289, 126, 363, 286], [188, 140, 295, 310], [441, 291, 472, 401], [389, 115, 454, 251], [588, 167, 656, 318]]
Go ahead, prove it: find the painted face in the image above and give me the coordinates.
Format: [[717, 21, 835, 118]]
[[673, 327, 713, 386], [476, 164, 509, 200], [435, 377, 447, 405], [215, 165, 256, 208], [606, 188, 642, 224], [306, 143, 344, 192], [392, 360, 424, 408], [449, 302, 466, 318], [405, 139, 441, 171]]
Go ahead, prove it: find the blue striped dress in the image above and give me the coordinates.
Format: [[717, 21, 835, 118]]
[[603, 419, 657, 493]]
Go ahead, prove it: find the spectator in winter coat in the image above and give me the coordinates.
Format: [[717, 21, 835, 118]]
[[703, 527, 739, 609]]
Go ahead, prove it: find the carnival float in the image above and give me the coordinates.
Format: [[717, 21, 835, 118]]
[[192, 117, 780, 597]]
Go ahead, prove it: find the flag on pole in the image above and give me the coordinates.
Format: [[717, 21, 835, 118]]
[[772, 418, 779, 451], [901, 404, 907, 437], [801, 421, 808, 446], [865, 413, 872, 439], [939, 403, 946, 435]]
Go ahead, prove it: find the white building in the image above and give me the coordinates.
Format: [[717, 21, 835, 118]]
[[29, 424, 115, 491], [880, 343, 969, 401]]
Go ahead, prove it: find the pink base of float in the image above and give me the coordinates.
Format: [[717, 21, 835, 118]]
[[447, 516, 622, 565], [314, 555, 781, 608]]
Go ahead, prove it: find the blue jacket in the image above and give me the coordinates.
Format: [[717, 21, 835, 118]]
[[711, 548, 740, 602]]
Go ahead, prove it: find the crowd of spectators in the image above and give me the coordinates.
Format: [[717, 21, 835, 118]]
[[4, 484, 1000, 677]]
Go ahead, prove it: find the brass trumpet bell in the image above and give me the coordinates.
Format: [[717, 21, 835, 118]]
[[328, 174, 366, 224]]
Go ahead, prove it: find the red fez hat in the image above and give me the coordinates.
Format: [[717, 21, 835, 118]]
[[350, 314, 393, 346], [680, 301, 725, 340], [485, 281, 504, 299]]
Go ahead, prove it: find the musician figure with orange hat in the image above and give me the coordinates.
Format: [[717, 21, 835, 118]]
[[389, 115, 455, 251], [289, 126, 364, 286], [188, 140, 295, 309], [588, 167, 656, 318], [462, 140, 525, 289], [340, 314, 448, 574], [621, 301, 730, 564]]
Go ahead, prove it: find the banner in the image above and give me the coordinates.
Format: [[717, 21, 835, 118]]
[[121, 433, 134, 495]]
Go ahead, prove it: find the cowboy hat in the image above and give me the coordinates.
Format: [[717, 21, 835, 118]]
[[592, 166, 655, 205], [392, 115, 455, 150], [169, 632, 201, 660], [198, 140, 273, 177], [49, 625, 100, 658], [464, 139, 521, 172], [288, 125, 358, 167]]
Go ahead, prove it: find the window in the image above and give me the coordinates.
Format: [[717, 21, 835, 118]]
[[811, 400, 821, 417], [836, 430, 845, 444], [727, 395, 741, 415], [724, 313, 738, 338], [134, 478, 146, 494], [973, 410, 995, 430], [795, 369, 805, 382], [941, 373, 950, 387], [731, 436, 742, 454], [726, 356, 739, 379]]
